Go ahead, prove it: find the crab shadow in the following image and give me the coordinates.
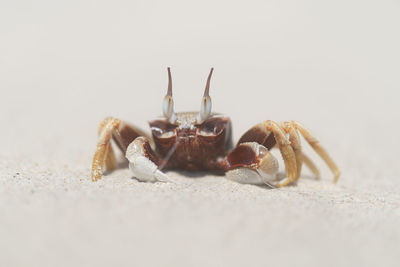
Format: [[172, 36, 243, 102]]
[[163, 170, 277, 190], [168, 169, 227, 179], [106, 160, 318, 189], [103, 160, 129, 176], [253, 173, 319, 190]]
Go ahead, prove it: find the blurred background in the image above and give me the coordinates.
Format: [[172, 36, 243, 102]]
[[1, 0, 399, 159], [0, 0, 399, 266]]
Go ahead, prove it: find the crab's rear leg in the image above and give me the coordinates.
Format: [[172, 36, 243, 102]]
[[281, 121, 325, 180], [291, 121, 341, 183], [280, 121, 322, 180], [281, 121, 303, 181], [91, 117, 151, 181]]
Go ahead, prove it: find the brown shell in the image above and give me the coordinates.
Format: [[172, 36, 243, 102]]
[[148, 113, 232, 170]]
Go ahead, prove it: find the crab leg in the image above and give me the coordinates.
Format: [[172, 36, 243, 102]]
[[291, 121, 341, 183], [91, 117, 151, 181], [281, 121, 303, 181], [263, 121, 297, 187], [281, 121, 322, 180], [104, 139, 117, 171]]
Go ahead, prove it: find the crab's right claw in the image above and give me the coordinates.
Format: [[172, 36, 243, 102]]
[[126, 137, 172, 183], [127, 154, 170, 183]]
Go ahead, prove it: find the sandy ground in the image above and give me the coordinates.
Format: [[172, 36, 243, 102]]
[[1, 1, 400, 266], [1, 156, 400, 267]]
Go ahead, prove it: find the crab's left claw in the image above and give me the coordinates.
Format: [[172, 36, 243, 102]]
[[126, 137, 173, 183], [225, 142, 280, 187]]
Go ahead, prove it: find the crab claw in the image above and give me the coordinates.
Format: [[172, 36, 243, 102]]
[[225, 142, 279, 187], [126, 137, 173, 183]]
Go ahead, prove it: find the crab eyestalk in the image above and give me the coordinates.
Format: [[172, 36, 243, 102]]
[[162, 67, 176, 122], [198, 68, 214, 123]]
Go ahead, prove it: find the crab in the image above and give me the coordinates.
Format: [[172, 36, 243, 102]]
[[91, 68, 340, 187]]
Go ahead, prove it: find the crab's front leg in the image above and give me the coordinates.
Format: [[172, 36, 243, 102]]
[[91, 117, 152, 181]]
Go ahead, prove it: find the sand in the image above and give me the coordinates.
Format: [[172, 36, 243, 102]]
[[1, 147, 400, 267], [1, 1, 400, 266]]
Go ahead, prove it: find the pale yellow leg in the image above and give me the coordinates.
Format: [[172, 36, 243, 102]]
[[291, 121, 341, 183], [281, 121, 302, 181], [264, 120, 297, 187], [97, 118, 118, 172], [91, 117, 151, 182], [91, 118, 121, 181]]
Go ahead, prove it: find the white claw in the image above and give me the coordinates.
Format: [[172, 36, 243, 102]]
[[128, 156, 175, 183], [126, 138, 172, 183], [226, 168, 267, 185], [128, 156, 157, 182]]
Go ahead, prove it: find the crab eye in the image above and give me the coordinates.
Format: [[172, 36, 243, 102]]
[[198, 116, 228, 137], [197, 68, 214, 123], [149, 120, 177, 138], [199, 96, 212, 122], [151, 126, 176, 138], [162, 95, 175, 121], [162, 67, 176, 122], [159, 130, 175, 138]]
